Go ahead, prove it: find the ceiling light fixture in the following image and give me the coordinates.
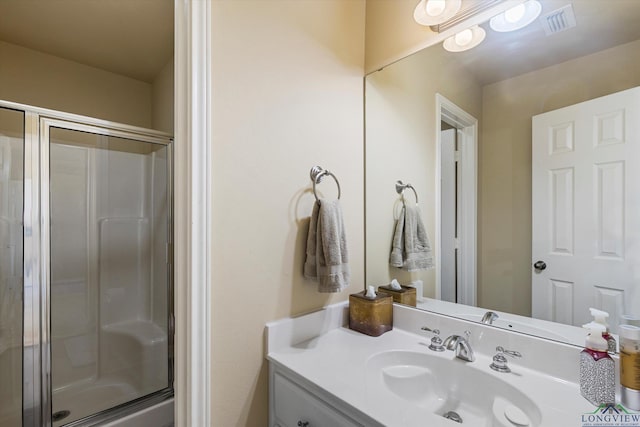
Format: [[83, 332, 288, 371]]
[[414, 0, 462, 26], [489, 0, 542, 32], [426, 0, 505, 33], [443, 25, 486, 52]]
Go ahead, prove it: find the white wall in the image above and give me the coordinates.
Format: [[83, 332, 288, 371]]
[[210, 1, 365, 424]]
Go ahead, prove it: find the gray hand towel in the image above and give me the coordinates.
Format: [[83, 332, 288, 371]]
[[389, 207, 406, 268], [389, 204, 434, 271], [304, 199, 350, 292]]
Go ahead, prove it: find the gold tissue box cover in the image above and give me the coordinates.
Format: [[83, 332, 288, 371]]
[[377, 285, 417, 307], [349, 291, 393, 337]]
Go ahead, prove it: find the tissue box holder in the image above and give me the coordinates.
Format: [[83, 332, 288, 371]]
[[349, 291, 393, 337], [377, 285, 417, 307]]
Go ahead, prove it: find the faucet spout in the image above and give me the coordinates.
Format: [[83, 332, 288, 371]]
[[481, 311, 499, 325], [443, 333, 475, 362]]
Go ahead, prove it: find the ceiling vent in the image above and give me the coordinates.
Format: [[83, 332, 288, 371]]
[[541, 4, 577, 36]]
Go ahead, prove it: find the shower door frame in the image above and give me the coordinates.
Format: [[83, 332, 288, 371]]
[[1, 99, 175, 427]]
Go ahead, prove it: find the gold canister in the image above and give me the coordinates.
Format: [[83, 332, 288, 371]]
[[377, 285, 417, 307], [349, 291, 393, 337], [620, 324, 640, 410]]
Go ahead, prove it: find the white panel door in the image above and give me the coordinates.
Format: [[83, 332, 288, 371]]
[[532, 86, 640, 333]]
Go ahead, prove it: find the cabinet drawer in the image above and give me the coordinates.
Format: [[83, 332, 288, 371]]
[[273, 372, 361, 427]]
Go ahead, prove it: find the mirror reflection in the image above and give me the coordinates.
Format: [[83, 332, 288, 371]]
[[365, 0, 640, 347]]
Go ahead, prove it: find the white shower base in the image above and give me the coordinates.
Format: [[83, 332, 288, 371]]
[[53, 376, 172, 426], [52, 320, 169, 426], [53, 377, 138, 426], [103, 398, 173, 427]]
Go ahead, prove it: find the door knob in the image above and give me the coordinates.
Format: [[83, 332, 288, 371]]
[[533, 260, 547, 271]]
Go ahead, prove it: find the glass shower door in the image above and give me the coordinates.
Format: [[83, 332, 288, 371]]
[[44, 122, 172, 426], [0, 108, 24, 427]]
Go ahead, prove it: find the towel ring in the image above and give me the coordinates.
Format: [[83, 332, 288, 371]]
[[395, 180, 418, 204], [310, 165, 341, 202]]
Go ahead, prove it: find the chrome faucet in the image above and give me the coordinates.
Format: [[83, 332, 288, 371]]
[[420, 326, 445, 352], [443, 331, 475, 362], [490, 346, 522, 373], [481, 311, 499, 325]]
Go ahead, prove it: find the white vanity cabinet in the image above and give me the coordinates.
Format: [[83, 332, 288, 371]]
[[269, 363, 376, 427]]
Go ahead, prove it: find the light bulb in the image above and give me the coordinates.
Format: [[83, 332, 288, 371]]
[[414, 0, 461, 27], [454, 29, 473, 46], [443, 26, 485, 52], [426, 0, 446, 17], [504, 3, 526, 23], [489, 0, 541, 32]]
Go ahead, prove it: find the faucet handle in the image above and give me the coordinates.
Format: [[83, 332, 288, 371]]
[[496, 346, 522, 358], [420, 327, 445, 352], [490, 346, 521, 373], [420, 326, 440, 335]]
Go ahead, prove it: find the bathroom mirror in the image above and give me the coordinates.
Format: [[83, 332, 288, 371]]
[[365, 0, 640, 347]]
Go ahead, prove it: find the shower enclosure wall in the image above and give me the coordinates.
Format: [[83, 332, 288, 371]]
[[0, 101, 173, 426]]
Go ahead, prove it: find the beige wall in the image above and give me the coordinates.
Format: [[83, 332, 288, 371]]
[[479, 39, 640, 316], [365, 0, 440, 73], [365, 44, 482, 296], [152, 59, 174, 133], [0, 41, 153, 128], [210, 1, 365, 425]]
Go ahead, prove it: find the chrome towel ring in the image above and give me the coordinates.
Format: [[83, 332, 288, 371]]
[[310, 165, 341, 202], [395, 180, 418, 204]]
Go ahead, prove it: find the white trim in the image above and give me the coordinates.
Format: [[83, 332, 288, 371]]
[[174, 1, 212, 426], [435, 94, 477, 307], [0, 99, 171, 140]]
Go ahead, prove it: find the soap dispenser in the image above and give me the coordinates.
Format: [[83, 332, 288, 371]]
[[590, 308, 617, 353], [580, 322, 615, 406]]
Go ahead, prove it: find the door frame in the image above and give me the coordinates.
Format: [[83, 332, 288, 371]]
[[435, 94, 478, 306], [174, 1, 213, 426]]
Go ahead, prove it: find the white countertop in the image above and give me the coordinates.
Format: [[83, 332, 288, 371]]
[[266, 302, 598, 427]]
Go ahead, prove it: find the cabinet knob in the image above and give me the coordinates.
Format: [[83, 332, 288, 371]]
[[297, 421, 309, 427]]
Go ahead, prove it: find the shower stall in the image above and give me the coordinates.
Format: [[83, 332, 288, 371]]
[[0, 101, 173, 426]]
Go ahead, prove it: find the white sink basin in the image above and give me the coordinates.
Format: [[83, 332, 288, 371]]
[[366, 350, 542, 426]]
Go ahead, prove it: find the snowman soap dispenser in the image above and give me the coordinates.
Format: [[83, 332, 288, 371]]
[[580, 322, 615, 406]]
